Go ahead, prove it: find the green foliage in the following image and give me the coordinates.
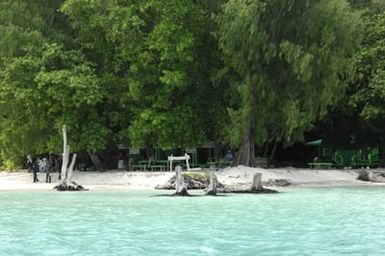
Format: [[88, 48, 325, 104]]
[[341, 12, 385, 144], [217, 0, 361, 149], [0, 0, 224, 163], [2, 159, 17, 171], [0, 0, 375, 166], [0, 43, 106, 158]]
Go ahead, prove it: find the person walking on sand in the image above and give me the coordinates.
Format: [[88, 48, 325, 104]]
[[32, 159, 39, 183]]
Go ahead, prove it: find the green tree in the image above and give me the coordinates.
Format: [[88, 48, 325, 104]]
[[0, 1, 64, 163], [0, 1, 110, 165], [62, 0, 223, 150], [0, 44, 105, 161], [346, 11, 385, 145], [217, 0, 360, 166]]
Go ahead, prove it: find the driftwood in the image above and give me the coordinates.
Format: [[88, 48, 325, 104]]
[[220, 173, 278, 194], [357, 169, 385, 183], [54, 181, 88, 191], [55, 125, 86, 191], [156, 172, 277, 195], [206, 171, 218, 196], [265, 179, 293, 187], [155, 172, 224, 190], [173, 166, 189, 196]]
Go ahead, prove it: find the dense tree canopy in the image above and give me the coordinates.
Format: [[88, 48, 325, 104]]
[[0, 0, 378, 168], [216, 0, 360, 166]]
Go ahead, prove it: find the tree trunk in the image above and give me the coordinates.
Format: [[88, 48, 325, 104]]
[[146, 146, 154, 166], [206, 171, 218, 196], [88, 152, 104, 171], [64, 153, 77, 183], [214, 144, 222, 161], [267, 141, 278, 169], [263, 143, 270, 158], [60, 125, 69, 181], [174, 166, 189, 196], [251, 173, 263, 191], [236, 122, 256, 167]]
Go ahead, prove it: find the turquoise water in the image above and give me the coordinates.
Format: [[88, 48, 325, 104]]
[[1, 187, 385, 255]]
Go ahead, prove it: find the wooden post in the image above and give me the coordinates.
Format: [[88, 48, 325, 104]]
[[185, 153, 190, 171], [251, 173, 263, 192], [170, 154, 173, 172]]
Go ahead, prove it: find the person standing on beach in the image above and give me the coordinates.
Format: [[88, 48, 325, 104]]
[[32, 159, 39, 183], [43, 158, 52, 183], [225, 150, 234, 166]]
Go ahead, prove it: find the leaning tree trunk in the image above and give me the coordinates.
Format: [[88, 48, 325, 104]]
[[64, 153, 77, 183], [236, 121, 257, 167], [88, 152, 104, 171], [60, 126, 69, 181]]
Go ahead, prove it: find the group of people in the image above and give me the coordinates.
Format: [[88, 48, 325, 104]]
[[27, 155, 61, 183]]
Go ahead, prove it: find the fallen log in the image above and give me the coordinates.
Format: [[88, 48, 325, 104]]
[[54, 181, 88, 191], [358, 169, 385, 183]]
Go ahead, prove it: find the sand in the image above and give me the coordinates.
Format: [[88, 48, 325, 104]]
[[0, 166, 376, 191]]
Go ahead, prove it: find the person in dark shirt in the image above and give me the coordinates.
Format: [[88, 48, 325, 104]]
[[225, 150, 234, 165]]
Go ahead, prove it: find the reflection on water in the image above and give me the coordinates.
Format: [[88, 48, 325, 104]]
[[1, 187, 385, 255]]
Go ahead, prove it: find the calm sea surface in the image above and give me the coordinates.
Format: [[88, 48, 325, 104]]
[[1, 187, 385, 256]]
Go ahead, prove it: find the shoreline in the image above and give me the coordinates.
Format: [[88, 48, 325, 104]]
[[0, 166, 381, 191]]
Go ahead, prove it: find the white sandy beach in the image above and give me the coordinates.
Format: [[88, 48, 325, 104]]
[[0, 166, 376, 191]]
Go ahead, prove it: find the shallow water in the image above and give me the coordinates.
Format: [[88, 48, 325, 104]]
[[1, 187, 385, 255]]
